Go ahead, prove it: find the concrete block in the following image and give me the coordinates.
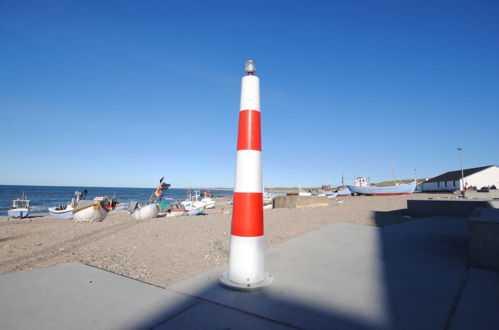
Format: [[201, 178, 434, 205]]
[[273, 195, 328, 208], [463, 190, 499, 199], [407, 199, 499, 217], [469, 208, 499, 270], [449, 267, 499, 330]]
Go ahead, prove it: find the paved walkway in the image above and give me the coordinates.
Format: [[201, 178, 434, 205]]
[[1, 216, 498, 329]]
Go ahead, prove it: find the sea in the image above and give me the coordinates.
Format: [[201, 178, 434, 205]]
[[0, 185, 232, 217]]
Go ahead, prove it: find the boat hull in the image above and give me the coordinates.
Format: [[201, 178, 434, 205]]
[[164, 210, 187, 217], [187, 208, 204, 216], [8, 208, 29, 218], [112, 203, 128, 211], [131, 204, 159, 220], [73, 202, 108, 222], [48, 206, 73, 219], [347, 182, 416, 196], [200, 198, 216, 209]]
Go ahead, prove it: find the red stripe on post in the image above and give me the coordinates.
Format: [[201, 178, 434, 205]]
[[237, 110, 261, 151], [231, 192, 264, 237]]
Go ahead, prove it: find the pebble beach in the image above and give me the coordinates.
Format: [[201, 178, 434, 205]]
[[0, 194, 447, 288]]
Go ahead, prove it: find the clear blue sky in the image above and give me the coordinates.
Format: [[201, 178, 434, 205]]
[[1, 0, 498, 188]]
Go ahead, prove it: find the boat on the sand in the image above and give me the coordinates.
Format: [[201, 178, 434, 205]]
[[48, 190, 87, 219], [129, 177, 170, 220], [8, 193, 30, 218], [347, 181, 416, 196], [158, 199, 187, 217]]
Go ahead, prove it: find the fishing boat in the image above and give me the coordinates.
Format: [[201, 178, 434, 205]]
[[200, 191, 216, 209], [187, 207, 205, 216], [8, 193, 30, 218], [48, 190, 87, 219], [313, 190, 338, 199], [158, 199, 187, 217], [73, 200, 109, 222], [298, 185, 312, 197], [181, 200, 205, 216], [347, 181, 417, 196], [129, 177, 170, 220]]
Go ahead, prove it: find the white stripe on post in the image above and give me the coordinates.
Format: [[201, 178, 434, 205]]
[[228, 235, 265, 284], [234, 150, 263, 193], [240, 75, 260, 111]]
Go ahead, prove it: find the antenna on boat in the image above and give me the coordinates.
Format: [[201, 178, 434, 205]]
[[391, 152, 398, 185]]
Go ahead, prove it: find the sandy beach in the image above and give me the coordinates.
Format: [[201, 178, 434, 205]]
[[0, 193, 449, 288]]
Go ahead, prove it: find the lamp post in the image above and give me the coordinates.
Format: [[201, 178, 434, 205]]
[[457, 147, 464, 191]]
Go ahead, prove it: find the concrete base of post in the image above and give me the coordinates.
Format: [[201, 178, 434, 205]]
[[219, 271, 273, 291]]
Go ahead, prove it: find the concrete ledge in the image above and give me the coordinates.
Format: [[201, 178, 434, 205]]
[[273, 196, 328, 208], [407, 199, 499, 217], [463, 190, 499, 199], [469, 208, 499, 270]]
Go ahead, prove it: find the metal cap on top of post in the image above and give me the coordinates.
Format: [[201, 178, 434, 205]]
[[220, 60, 273, 290]]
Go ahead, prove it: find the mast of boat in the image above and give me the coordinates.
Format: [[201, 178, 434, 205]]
[[391, 153, 398, 185]]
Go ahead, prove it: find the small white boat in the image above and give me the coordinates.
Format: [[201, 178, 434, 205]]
[[181, 200, 205, 214], [298, 185, 312, 197], [347, 181, 417, 196], [48, 205, 74, 219], [200, 191, 216, 209], [200, 197, 215, 209], [73, 200, 108, 222], [48, 190, 87, 219], [186, 207, 205, 216], [165, 207, 187, 217], [8, 193, 30, 218]]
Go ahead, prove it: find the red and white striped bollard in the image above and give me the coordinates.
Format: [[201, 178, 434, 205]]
[[220, 60, 273, 290]]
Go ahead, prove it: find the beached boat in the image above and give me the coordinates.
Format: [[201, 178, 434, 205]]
[[129, 177, 170, 220], [187, 207, 205, 216], [73, 200, 108, 222], [199, 191, 216, 209], [181, 200, 205, 215], [8, 194, 30, 218], [298, 185, 312, 197], [165, 204, 188, 217], [48, 204, 74, 219], [347, 181, 417, 196], [158, 199, 187, 217], [200, 197, 215, 209], [313, 190, 338, 199], [48, 190, 87, 219]]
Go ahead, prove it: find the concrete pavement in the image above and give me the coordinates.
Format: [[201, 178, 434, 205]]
[[1, 216, 498, 329]]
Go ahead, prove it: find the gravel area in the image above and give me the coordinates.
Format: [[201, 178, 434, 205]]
[[0, 194, 447, 287]]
